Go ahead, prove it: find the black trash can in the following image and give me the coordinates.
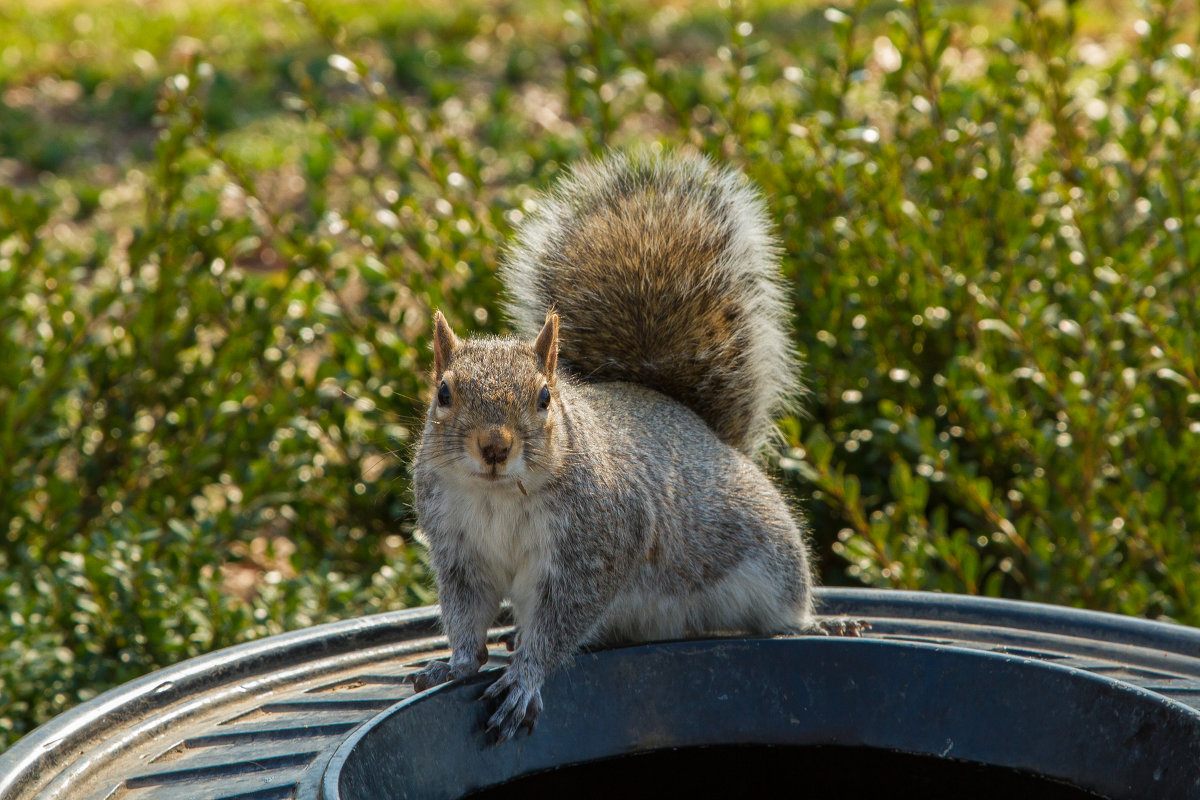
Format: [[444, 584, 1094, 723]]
[[2, 589, 1198, 800]]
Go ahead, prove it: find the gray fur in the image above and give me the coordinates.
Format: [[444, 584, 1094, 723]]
[[410, 151, 816, 743]]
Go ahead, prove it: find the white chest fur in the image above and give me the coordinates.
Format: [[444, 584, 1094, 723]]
[[432, 481, 555, 626]]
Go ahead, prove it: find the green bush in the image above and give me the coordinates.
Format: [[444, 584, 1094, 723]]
[[1, 0, 1197, 748]]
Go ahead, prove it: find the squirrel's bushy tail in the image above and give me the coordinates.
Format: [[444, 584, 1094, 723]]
[[501, 150, 799, 457]]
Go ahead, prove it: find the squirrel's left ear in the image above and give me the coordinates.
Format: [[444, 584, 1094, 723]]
[[533, 312, 559, 378], [433, 310, 459, 379]]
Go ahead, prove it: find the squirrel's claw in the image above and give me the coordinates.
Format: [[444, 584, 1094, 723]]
[[483, 669, 543, 743]]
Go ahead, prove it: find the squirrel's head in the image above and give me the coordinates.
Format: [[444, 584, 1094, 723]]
[[421, 310, 562, 494]]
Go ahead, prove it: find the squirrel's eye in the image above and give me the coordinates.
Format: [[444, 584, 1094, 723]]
[[437, 380, 451, 407], [537, 385, 551, 411]]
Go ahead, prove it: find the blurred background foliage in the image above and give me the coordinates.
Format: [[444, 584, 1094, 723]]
[[1, 0, 1198, 749]]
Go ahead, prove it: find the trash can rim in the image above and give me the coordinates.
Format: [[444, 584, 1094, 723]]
[[3, 588, 1199, 800]]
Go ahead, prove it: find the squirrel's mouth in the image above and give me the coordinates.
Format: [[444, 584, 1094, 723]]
[[473, 466, 508, 482], [472, 468, 527, 494]]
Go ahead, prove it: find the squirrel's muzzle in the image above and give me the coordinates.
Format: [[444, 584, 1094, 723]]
[[476, 427, 514, 467]]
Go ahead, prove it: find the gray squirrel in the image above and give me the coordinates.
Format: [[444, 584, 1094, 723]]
[[408, 150, 854, 742]]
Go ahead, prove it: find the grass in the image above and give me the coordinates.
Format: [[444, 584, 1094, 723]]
[[1, 0, 1198, 749]]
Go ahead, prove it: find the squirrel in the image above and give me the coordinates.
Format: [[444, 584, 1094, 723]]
[[408, 150, 851, 743]]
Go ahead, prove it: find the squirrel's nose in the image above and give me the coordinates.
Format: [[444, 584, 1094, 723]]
[[477, 428, 513, 466]]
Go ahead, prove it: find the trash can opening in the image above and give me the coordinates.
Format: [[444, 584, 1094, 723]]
[[331, 637, 1200, 800], [466, 744, 1103, 800]]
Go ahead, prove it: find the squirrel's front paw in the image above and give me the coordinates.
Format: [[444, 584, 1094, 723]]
[[407, 660, 454, 692], [482, 668, 544, 743], [409, 646, 489, 693], [408, 659, 480, 692]]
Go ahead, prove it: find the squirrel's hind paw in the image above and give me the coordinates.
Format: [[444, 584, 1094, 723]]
[[483, 669, 544, 743], [814, 617, 871, 637]]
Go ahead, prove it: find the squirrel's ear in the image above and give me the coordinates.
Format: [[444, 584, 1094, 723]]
[[432, 310, 459, 379], [533, 312, 559, 378]]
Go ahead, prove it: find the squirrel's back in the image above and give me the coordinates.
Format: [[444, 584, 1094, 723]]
[[501, 150, 799, 457]]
